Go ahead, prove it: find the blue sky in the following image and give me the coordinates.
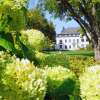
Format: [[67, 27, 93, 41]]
[[28, 0, 79, 34]]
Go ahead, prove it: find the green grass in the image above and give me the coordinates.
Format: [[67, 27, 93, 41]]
[[44, 50, 94, 57]]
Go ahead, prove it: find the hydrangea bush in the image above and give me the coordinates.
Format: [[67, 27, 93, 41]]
[[80, 65, 100, 100], [45, 66, 79, 100], [0, 51, 14, 80], [20, 29, 48, 51], [0, 58, 47, 100]]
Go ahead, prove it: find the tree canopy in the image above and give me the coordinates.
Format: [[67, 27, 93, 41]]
[[39, 0, 100, 60], [26, 9, 56, 41]]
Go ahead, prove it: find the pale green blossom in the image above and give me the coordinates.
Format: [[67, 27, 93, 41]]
[[80, 65, 100, 100], [2, 58, 47, 100]]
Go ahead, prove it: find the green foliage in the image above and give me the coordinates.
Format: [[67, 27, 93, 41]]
[[36, 52, 69, 68], [80, 65, 100, 100], [67, 56, 96, 77], [8, 10, 26, 31], [35, 51, 47, 66], [0, 58, 47, 100], [40, 0, 100, 22], [0, 51, 13, 80], [0, 51, 15, 100], [0, 0, 27, 32], [93, 0, 100, 3], [0, 37, 15, 52], [40, 0, 60, 17], [36, 51, 98, 77], [45, 66, 79, 100], [26, 9, 56, 41], [0, 0, 28, 56], [20, 29, 49, 51]]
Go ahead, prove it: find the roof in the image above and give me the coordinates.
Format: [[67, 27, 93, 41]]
[[56, 27, 80, 37], [61, 27, 80, 34]]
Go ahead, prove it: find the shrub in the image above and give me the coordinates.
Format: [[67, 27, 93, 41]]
[[45, 66, 79, 100], [67, 56, 96, 76], [35, 51, 47, 66], [0, 58, 47, 100], [36, 52, 97, 76], [0, 51, 14, 80], [20, 29, 49, 51], [80, 65, 100, 100]]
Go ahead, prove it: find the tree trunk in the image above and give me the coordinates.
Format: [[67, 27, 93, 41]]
[[94, 38, 100, 61]]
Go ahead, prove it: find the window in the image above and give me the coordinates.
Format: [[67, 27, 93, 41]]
[[73, 44, 75, 48], [59, 45, 62, 49], [86, 38, 88, 41], [81, 38, 84, 42], [75, 34, 77, 36], [77, 39, 79, 43], [69, 39, 71, 42], [65, 45, 67, 49], [65, 39, 67, 43], [71, 34, 73, 36], [69, 45, 71, 49], [73, 39, 75, 42], [81, 44, 84, 48], [59, 40, 62, 44]]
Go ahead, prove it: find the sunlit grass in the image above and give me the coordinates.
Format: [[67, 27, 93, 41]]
[[44, 50, 94, 57]]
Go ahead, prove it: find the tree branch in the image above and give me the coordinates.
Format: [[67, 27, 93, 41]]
[[60, 0, 98, 44], [73, 17, 91, 43]]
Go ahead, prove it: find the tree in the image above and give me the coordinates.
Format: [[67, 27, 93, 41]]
[[26, 9, 56, 41], [39, 0, 100, 61]]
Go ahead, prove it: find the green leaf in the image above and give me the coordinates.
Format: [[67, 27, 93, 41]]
[[0, 37, 15, 51]]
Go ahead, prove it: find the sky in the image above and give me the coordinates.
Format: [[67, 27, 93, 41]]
[[28, 0, 79, 34]]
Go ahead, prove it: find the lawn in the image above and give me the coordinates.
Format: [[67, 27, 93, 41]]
[[44, 50, 94, 57]]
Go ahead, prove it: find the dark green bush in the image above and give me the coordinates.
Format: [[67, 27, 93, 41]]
[[45, 66, 80, 100]]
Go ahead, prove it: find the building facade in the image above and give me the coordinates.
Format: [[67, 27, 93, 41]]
[[55, 28, 89, 50]]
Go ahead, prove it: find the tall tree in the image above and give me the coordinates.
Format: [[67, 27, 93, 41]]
[[39, 0, 100, 60], [26, 9, 56, 41]]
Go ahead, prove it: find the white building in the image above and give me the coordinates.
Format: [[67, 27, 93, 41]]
[[55, 28, 89, 50]]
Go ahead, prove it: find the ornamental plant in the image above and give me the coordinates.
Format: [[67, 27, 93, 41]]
[[68, 56, 95, 76], [45, 66, 79, 100], [0, 58, 47, 100], [0, 51, 14, 82], [80, 65, 100, 100], [20, 29, 49, 51]]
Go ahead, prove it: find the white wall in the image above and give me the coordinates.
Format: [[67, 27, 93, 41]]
[[55, 35, 89, 50]]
